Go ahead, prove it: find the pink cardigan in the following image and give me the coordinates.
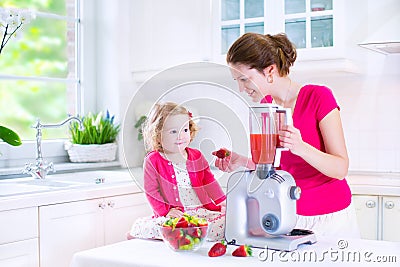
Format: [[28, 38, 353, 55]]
[[143, 148, 226, 217]]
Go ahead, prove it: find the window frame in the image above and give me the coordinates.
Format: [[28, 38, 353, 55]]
[[213, 0, 269, 61], [213, 0, 338, 63], [0, 0, 105, 175]]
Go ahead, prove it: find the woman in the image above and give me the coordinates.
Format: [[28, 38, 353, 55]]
[[215, 32, 360, 238]]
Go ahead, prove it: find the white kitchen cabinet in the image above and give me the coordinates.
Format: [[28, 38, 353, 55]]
[[39, 193, 152, 267], [353, 195, 400, 241], [0, 239, 39, 267], [130, 0, 212, 73], [0, 207, 39, 267], [382, 196, 400, 242], [353, 195, 379, 240], [212, 0, 362, 69], [104, 194, 153, 244]]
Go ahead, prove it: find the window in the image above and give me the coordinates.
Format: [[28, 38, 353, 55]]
[[0, 0, 81, 140], [218, 0, 334, 55], [284, 0, 333, 49], [0, 0, 82, 169], [220, 0, 265, 54]]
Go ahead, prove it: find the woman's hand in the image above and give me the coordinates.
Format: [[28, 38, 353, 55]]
[[166, 208, 184, 218], [212, 148, 255, 172], [278, 125, 306, 156]]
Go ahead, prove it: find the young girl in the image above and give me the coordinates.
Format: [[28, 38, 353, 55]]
[[128, 102, 226, 241]]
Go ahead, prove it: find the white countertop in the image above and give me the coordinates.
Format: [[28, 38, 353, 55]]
[[0, 168, 144, 211], [347, 172, 400, 196], [70, 237, 400, 267], [0, 168, 399, 212]]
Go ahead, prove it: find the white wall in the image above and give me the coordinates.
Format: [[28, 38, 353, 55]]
[[95, 0, 400, 173], [291, 0, 400, 172]]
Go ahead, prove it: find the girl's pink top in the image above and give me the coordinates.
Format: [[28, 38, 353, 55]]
[[263, 85, 351, 216], [143, 147, 226, 217]]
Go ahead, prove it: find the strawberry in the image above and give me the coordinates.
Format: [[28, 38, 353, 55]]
[[197, 218, 208, 226], [188, 227, 202, 238], [175, 217, 189, 228], [214, 148, 230, 159], [208, 241, 227, 257], [169, 228, 183, 239], [232, 245, 252, 257], [179, 235, 193, 246]]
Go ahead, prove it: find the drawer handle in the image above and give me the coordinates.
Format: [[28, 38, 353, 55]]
[[98, 203, 106, 209], [366, 200, 376, 208], [385, 201, 394, 209], [108, 202, 115, 208]]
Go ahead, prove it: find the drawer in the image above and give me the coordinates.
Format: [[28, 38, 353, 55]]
[[0, 207, 38, 244]]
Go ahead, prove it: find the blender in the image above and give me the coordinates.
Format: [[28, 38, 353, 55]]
[[224, 104, 317, 251]]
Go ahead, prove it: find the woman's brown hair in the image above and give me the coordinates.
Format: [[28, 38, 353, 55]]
[[226, 33, 297, 76]]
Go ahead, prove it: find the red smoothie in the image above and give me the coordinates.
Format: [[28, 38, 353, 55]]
[[250, 133, 278, 164]]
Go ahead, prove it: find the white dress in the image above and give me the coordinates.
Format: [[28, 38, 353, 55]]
[[129, 162, 225, 241]]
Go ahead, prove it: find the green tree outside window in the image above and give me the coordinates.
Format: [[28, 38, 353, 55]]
[[0, 0, 77, 141]]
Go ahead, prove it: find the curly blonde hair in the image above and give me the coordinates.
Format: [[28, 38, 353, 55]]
[[142, 102, 198, 152]]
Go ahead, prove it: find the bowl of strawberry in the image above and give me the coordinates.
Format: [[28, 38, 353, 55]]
[[160, 213, 208, 252]]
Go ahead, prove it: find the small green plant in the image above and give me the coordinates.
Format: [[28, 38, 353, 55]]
[[69, 111, 120, 145], [134, 115, 147, 141]]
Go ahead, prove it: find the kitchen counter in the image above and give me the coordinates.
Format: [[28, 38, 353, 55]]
[[1, 168, 398, 212], [347, 172, 400, 196], [0, 168, 144, 211], [70, 237, 400, 267]]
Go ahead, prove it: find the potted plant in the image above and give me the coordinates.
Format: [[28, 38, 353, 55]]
[[134, 115, 147, 141], [65, 111, 120, 163]]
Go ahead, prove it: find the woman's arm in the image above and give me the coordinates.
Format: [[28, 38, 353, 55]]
[[213, 149, 256, 172], [280, 108, 349, 179]]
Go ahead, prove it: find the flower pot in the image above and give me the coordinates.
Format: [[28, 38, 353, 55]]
[[64, 141, 118, 163]]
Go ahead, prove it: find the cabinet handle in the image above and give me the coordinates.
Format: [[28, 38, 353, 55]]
[[385, 201, 394, 209], [98, 203, 106, 209], [108, 201, 115, 208], [366, 200, 376, 208]]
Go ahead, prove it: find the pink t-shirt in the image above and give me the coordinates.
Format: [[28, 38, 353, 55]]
[[264, 85, 352, 216]]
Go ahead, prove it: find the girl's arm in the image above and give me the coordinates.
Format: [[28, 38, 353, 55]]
[[143, 159, 170, 216], [201, 163, 227, 205], [280, 108, 349, 179]]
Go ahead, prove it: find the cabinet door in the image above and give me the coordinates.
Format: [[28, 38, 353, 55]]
[[104, 193, 152, 245], [0, 239, 39, 267], [353, 195, 379, 240], [130, 0, 211, 72], [39, 198, 104, 267], [0, 207, 38, 245], [382, 196, 400, 242], [214, 0, 354, 63]]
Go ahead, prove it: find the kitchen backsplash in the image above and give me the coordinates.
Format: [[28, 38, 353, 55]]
[[300, 73, 400, 173]]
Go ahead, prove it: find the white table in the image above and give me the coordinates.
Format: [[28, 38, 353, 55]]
[[70, 238, 400, 267]]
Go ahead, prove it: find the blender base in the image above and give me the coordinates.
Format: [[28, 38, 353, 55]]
[[224, 170, 317, 251], [226, 229, 317, 251]]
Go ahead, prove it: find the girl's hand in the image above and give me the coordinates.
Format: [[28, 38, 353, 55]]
[[166, 208, 184, 218], [278, 125, 305, 156], [212, 149, 253, 172], [219, 200, 226, 213]]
